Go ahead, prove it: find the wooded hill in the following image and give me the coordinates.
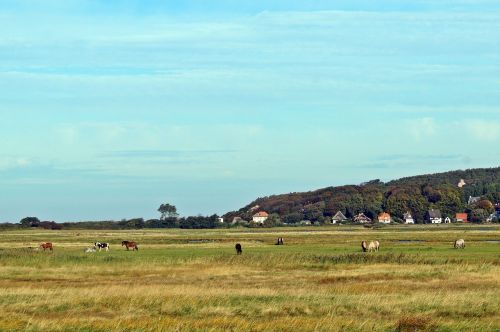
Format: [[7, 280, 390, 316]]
[[224, 167, 500, 224]]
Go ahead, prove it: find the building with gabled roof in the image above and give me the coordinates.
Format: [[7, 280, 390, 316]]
[[403, 211, 415, 224], [456, 213, 468, 223], [378, 212, 391, 224], [354, 213, 372, 224], [331, 211, 347, 224], [252, 211, 269, 224], [468, 196, 481, 205], [428, 209, 442, 224]]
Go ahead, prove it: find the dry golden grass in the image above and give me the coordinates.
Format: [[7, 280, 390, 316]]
[[0, 225, 498, 331]]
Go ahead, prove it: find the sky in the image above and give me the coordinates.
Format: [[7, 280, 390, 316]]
[[1, 0, 499, 222]]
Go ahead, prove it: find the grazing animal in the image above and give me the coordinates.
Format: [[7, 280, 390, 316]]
[[84, 247, 97, 253], [94, 242, 110, 252], [454, 239, 465, 249], [361, 241, 368, 252], [40, 242, 53, 251], [275, 237, 284, 245], [235, 243, 243, 255], [121, 241, 139, 251], [367, 241, 380, 252]]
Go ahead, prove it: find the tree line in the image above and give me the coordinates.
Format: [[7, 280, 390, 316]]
[[5, 167, 500, 230]]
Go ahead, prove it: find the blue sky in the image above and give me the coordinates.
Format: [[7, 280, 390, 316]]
[[1, 0, 499, 222]]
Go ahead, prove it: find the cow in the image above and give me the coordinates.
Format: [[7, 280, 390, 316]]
[[235, 243, 243, 255], [121, 241, 139, 251], [454, 239, 465, 249], [40, 243, 53, 251], [94, 242, 110, 252]]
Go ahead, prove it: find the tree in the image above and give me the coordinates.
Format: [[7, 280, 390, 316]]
[[158, 203, 179, 220], [20, 217, 40, 227], [470, 209, 489, 223]]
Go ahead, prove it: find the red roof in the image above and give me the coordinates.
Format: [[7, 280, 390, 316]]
[[378, 212, 391, 220], [253, 211, 269, 217]]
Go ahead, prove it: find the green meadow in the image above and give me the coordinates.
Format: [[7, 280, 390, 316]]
[[0, 224, 498, 331]]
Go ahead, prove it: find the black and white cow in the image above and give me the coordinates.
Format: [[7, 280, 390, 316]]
[[94, 242, 110, 252]]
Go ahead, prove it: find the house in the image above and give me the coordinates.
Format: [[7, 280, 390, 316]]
[[331, 211, 347, 224], [354, 213, 372, 224], [455, 213, 468, 223], [252, 211, 269, 224], [378, 212, 391, 224], [444, 217, 452, 224], [458, 179, 466, 188], [428, 209, 442, 224], [217, 217, 224, 223], [468, 196, 481, 205], [232, 217, 244, 224], [403, 211, 415, 224]]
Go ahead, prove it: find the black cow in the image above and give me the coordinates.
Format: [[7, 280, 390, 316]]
[[235, 243, 242, 255]]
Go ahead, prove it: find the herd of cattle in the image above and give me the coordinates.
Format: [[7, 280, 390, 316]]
[[36, 238, 467, 253]]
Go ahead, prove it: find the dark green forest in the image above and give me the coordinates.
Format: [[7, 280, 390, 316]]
[[224, 167, 500, 224]]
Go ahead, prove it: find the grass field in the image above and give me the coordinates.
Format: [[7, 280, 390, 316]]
[[0, 224, 498, 331]]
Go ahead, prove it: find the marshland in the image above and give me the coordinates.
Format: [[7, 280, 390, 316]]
[[0, 224, 498, 331]]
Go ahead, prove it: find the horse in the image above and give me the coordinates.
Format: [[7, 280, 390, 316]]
[[235, 243, 242, 255], [94, 242, 110, 252], [367, 241, 380, 252], [121, 241, 139, 251], [275, 237, 284, 245], [361, 241, 368, 252], [454, 239, 465, 249], [40, 242, 53, 251]]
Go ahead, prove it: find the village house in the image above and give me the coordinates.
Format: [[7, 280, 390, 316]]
[[378, 212, 391, 224], [218, 217, 224, 223], [455, 213, 468, 223], [468, 196, 481, 205], [331, 211, 347, 224], [403, 211, 415, 224], [428, 209, 443, 224], [457, 179, 466, 188], [252, 211, 269, 224], [232, 217, 247, 225], [354, 213, 372, 224]]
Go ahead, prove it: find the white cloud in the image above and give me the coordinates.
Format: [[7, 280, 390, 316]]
[[465, 120, 500, 141]]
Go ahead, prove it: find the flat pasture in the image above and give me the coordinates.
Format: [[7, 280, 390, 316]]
[[0, 225, 498, 331]]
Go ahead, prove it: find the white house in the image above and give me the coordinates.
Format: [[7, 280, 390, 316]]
[[403, 212, 415, 224], [218, 217, 224, 223], [331, 211, 347, 224], [428, 209, 442, 224], [252, 211, 269, 224]]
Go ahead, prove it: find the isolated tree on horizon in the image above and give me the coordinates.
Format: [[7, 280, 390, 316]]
[[158, 203, 179, 220]]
